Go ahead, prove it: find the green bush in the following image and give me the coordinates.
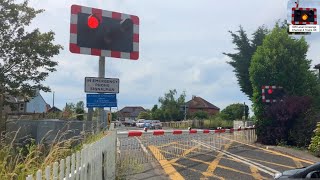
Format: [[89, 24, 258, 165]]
[[203, 116, 233, 129], [309, 122, 320, 156]]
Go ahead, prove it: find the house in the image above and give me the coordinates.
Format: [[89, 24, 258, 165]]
[[117, 106, 146, 121], [3, 89, 49, 114], [47, 106, 62, 113], [186, 96, 220, 116]]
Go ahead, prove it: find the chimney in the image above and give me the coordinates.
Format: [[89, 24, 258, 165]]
[[192, 95, 196, 100]]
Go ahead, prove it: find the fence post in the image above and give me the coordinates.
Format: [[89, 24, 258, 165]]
[[66, 156, 70, 180], [36, 170, 42, 180], [53, 162, 59, 180], [76, 151, 81, 180], [60, 159, 65, 180], [45, 166, 50, 180], [71, 154, 76, 180]]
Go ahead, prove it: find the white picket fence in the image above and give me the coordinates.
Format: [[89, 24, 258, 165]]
[[26, 130, 117, 180]]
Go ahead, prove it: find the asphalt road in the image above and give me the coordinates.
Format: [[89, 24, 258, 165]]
[[116, 126, 316, 180]]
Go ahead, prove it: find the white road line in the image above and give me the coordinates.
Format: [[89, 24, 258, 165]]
[[193, 139, 280, 176], [117, 137, 121, 154], [135, 137, 150, 155]]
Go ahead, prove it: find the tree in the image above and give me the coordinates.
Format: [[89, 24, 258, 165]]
[[223, 26, 268, 99], [137, 111, 151, 119], [75, 101, 84, 120], [220, 103, 249, 121], [0, 0, 63, 133], [158, 89, 186, 121], [249, 23, 320, 145], [150, 105, 164, 120], [62, 103, 75, 119], [111, 112, 117, 121]]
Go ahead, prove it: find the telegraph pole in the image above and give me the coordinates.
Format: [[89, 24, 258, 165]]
[[184, 104, 187, 121]]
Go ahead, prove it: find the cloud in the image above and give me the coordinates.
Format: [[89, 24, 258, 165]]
[[24, 0, 314, 115]]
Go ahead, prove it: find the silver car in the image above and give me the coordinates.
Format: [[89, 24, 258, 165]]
[[151, 120, 162, 129]]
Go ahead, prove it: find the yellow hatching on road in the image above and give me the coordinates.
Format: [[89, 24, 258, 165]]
[[221, 136, 315, 164], [202, 141, 232, 178], [250, 166, 265, 180], [169, 144, 201, 164], [148, 145, 185, 180]]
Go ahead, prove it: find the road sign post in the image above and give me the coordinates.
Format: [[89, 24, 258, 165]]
[[98, 56, 105, 132], [69, 4, 140, 132]]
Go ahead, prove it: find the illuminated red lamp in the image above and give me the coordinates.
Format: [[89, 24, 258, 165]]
[[268, 89, 273, 94], [88, 15, 99, 29]]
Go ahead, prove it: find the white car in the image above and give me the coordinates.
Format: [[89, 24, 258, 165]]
[[136, 119, 146, 128], [151, 120, 162, 129]]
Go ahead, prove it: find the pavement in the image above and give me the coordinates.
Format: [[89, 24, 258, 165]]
[[116, 126, 319, 180]]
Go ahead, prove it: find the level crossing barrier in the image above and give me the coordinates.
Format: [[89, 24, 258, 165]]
[[117, 127, 256, 166]]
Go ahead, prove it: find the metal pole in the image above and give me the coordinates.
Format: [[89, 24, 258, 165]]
[[97, 56, 105, 133], [243, 102, 246, 127], [184, 104, 186, 121]]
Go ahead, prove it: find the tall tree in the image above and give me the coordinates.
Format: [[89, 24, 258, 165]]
[[158, 89, 186, 121], [151, 104, 164, 120], [62, 103, 75, 119], [0, 0, 62, 132], [249, 23, 320, 145], [75, 101, 84, 120], [220, 103, 249, 121], [223, 26, 268, 99], [137, 111, 151, 119]]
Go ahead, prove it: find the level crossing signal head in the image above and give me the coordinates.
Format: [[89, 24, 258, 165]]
[[262, 86, 286, 103], [292, 8, 317, 25], [69, 5, 140, 60]]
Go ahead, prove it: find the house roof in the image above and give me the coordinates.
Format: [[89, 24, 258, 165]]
[[118, 106, 146, 117], [315, 64, 320, 69], [186, 96, 220, 110], [47, 106, 62, 112]]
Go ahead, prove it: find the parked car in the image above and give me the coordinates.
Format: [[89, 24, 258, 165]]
[[151, 120, 162, 129], [143, 120, 153, 129], [136, 119, 146, 128], [274, 162, 320, 179], [123, 120, 136, 126]]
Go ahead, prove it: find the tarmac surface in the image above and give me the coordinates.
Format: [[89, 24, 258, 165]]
[[116, 126, 317, 180]]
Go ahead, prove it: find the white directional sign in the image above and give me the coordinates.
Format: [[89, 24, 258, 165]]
[[85, 77, 119, 93], [289, 25, 320, 32]]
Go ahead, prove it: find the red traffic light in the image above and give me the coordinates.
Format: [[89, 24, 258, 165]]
[[268, 89, 273, 94], [88, 15, 99, 29]]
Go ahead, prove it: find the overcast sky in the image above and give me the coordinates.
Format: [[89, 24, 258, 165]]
[[26, 0, 320, 113]]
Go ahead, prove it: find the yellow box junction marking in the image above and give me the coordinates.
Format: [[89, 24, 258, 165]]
[[169, 144, 201, 164], [221, 136, 314, 164], [149, 145, 184, 180], [171, 162, 225, 180], [202, 142, 232, 178], [250, 166, 265, 180]]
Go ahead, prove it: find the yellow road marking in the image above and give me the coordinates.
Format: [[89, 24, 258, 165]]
[[250, 166, 264, 180], [169, 144, 201, 163], [172, 145, 188, 151], [217, 164, 259, 177], [202, 142, 232, 178], [221, 136, 314, 164], [171, 162, 225, 180], [294, 160, 304, 168], [157, 142, 178, 148], [149, 145, 184, 180]]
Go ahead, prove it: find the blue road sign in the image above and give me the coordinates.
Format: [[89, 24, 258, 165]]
[[86, 94, 117, 108]]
